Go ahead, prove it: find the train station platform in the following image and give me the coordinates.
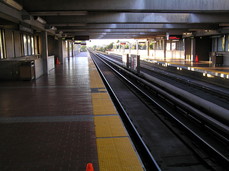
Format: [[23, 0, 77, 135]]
[[0, 52, 143, 171], [107, 51, 229, 80], [145, 59, 229, 79]]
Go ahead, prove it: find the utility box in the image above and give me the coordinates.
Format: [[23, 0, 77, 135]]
[[20, 61, 35, 80]]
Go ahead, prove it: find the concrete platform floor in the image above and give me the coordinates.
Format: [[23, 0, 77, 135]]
[[0, 53, 99, 171], [0, 52, 143, 171]]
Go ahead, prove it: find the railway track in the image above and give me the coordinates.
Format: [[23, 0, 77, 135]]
[[89, 50, 229, 171], [98, 52, 229, 106]]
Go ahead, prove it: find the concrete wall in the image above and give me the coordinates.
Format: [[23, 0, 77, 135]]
[[185, 38, 192, 61], [34, 58, 43, 79], [5, 30, 14, 58], [223, 53, 229, 66], [14, 31, 22, 57], [47, 55, 55, 72], [48, 35, 59, 57]]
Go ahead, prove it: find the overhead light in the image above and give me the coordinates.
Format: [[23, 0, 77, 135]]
[[51, 26, 57, 30], [34, 17, 47, 24], [2, 0, 23, 10], [51, 23, 86, 27]]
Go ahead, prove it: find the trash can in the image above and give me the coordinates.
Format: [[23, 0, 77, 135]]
[[215, 55, 223, 66], [20, 61, 35, 80]]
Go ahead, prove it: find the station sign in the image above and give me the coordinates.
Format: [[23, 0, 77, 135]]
[[169, 35, 182, 40]]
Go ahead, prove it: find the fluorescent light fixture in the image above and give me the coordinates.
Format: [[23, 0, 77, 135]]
[[34, 17, 47, 24], [51, 26, 57, 30], [30, 11, 88, 16]]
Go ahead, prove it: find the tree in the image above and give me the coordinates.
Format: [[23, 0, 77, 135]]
[[106, 42, 114, 50], [80, 45, 87, 52]]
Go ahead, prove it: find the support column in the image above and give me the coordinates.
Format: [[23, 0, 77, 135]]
[[191, 37, 196, 61], [58, 38, 64, 63], [71, 41, 74, 57], [41, 31, 48, 74], [164, 39, 167, 61], [146, 40, 150, 57], [136, 40, 139, 55], [67, 41, 70, 58]]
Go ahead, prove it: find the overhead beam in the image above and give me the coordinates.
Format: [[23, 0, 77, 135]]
[[64, 30, 184, 36], [30, 11, 88, 16], [56, 23, 218, 30], [16, 0, 229, 12], [2, 0, 23, 11], [46, 13, 229, 24], [0, 2, 55, 34], [0, 1, 21, 23], [61, 28, 186, 33]]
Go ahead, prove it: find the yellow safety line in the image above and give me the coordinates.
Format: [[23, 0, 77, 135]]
[[88, 56, 144, 171]]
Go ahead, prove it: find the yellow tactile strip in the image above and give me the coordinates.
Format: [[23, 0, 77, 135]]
[[97, 138, 144, 171], [88, 56, 144, 171], [92, 98, 118, 115], [94, 116, 127, 138], [89, 58, 105, 89]]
